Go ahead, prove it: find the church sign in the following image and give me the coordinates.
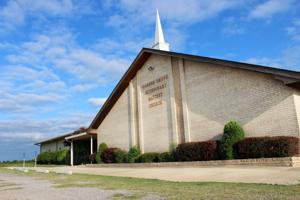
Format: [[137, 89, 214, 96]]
[[142, 74, 168, 108]]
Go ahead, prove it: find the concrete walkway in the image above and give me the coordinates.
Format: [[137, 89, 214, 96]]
[[27, 165, 300, 185]]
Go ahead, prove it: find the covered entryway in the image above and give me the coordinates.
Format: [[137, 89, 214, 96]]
[[65, 132, 97, 166]]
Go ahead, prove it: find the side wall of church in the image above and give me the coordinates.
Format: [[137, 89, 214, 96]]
[[96, 54, 300, 153], [97, 88, 131, 150], [293, 93, 300, 153], [183, 60, 300, 141]]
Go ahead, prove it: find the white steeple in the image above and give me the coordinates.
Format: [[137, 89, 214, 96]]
[[152, 10, 170, 51]]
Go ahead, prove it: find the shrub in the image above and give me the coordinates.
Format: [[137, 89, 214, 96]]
[[169, 143, 178, 161], [135, 152, 160, 163], [37, 152, 47, 164], [37, 149, 70, 165], [56, 149, 69, 164], [50, 152, 57, 164], [65, 150, 71, 165], [220, 121, 245, 159], [101, 148, 119, 163], [127, 146, 141, 163], [37, 152, 53, 164], [96, 143, 108, 163], [235, 136, 299, 159], [115, 149, 128, 163], [176, 140, 218, 161], [158, 152, 175, 162]]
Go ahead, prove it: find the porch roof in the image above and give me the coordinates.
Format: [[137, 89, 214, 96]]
[[65, 132, 97, 141]]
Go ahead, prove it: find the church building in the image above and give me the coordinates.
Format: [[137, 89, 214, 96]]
[[87, 11, 300, 154]]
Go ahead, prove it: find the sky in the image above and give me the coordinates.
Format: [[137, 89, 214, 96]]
[[0, 0, 300, 161]]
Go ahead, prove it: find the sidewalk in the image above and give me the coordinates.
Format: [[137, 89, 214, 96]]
[[27, 165, 300, 185]]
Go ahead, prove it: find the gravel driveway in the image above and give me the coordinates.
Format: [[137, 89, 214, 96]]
[[0, 173, 160, 200]]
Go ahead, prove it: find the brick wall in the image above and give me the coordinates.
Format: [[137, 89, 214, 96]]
[[97, 87, 131, 150], [96, 54, 300, 153], [184, 60, 300, 141]]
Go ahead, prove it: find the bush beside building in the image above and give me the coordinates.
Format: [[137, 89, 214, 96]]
[[93, 121, 299, 164]]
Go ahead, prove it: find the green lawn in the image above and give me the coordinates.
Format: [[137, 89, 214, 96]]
[[0, 161, 65, 168], [0, 167, 299, 200], [0, 161, 35, 168]]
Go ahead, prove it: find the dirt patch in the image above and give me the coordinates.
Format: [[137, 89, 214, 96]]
[[0, 173, 161, 200]]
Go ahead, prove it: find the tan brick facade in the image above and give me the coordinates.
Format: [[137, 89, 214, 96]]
[[184, 60, 299, 141], [96, 53, 300, 153], [97, 87, 131, 150]]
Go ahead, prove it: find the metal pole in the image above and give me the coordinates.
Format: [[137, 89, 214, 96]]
[[34, 151, 37, 168], [70, 141, 73, 166], [90, 136, 93, 155], [22, 153, 25, 168], [90, 136, 93, 164]]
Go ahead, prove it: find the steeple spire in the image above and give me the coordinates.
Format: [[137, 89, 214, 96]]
[[152, 10, 170, 51]]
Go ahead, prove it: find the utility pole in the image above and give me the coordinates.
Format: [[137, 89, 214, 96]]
[[34, 151, 37, 168]]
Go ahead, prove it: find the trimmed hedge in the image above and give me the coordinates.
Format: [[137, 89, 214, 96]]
[[96, 143, 108, 163], [56, 149, 69, 164], [158, 152, 175, 162], [220, 121, 245, 159], [115, 149, 128, 163], [176, 140, 218, 161], [93, 136, 299, 164], [127, 146, 141, 163], [37, 149, 69, 165], [235, 136, 299, 158], [135, 152, 160, 163]]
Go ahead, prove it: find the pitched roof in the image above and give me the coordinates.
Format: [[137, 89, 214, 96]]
[[89, 48, 300, 129], [34, 127, 88, 145], [34, 133, 72, 145]]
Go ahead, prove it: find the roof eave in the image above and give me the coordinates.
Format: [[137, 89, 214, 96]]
[[89, 48, 151, 129]]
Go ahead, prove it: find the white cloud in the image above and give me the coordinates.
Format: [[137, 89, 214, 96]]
[[249, 0, 295, 19], [94, 37, 152, 55], [109, 0, 241, 25], [103, 0, 242, 51], [70, 84, 98, 93], [244, 57, 281, 68], [286, 19, 300, 41], [282, 46, 300, 70], [222, 17, 245, 36], [244, 45, 300, 71], [0, 0, 93, 32], [88, 98, 107, 107], [0, 65, 67, 113], [0, 112, 94, 143], [0, 92, 64, 113], [6, 30, 130, 84]]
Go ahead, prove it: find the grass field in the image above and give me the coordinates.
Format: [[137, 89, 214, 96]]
[[0, 161, 35, 168], [0, 167, 299, 200], [0, 161, 65, 168]]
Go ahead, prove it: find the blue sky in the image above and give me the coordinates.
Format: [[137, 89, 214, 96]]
[[0, 0, 300, 161]]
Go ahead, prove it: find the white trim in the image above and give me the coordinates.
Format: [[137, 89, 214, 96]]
[[90, 136, 93, 155], [70, 141, 73, 166], [65, 132, 87, 140]]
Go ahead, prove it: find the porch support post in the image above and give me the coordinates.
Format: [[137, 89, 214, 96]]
[[70, 140, 73, 166], [90, 136, 93, 155]]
